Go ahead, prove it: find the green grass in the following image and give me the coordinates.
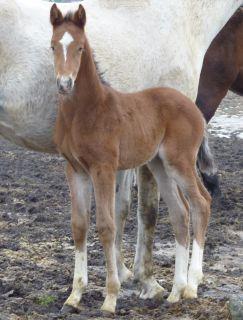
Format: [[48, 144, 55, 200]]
[[35, 294, 56, 306]]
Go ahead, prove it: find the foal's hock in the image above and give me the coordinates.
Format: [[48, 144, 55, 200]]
[[50, 4, 211, 314]]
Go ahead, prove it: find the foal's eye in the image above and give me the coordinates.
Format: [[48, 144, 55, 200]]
[[78, 47, 83, 53], [51, 46, 55, 52]]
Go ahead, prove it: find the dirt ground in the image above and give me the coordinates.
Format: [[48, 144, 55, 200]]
[[0, 93, 242, 320]]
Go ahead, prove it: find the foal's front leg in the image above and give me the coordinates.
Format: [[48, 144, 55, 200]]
[[63, 164, 92, 311], [91, 164, 120, 313]]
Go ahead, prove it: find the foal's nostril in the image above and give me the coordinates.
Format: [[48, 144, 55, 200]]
[[67, 78, 72, 89], [57, 78, 61, 88], [57, 76, 73, 93], [59, 84, 65, 92]]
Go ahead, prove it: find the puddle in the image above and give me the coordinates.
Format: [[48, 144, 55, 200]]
[[209, 92, 243, 139]]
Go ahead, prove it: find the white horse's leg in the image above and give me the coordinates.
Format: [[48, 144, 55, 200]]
[[148, 159, 190, 303], [115, 170, 133, 283], [183, 176, 212, 299], [134, 165, 164, 299], [63, 164, 92, 311]]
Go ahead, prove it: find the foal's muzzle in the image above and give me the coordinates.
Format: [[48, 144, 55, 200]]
[[57, 76, 74, 94]]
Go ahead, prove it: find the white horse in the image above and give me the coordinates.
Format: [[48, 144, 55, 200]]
[[0, 0, 241, 312]]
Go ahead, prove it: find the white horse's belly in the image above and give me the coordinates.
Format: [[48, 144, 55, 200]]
[[85, 0, 200, 99], [0, 0, 58, 151]]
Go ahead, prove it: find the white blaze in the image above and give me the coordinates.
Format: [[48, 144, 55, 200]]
[[60, 32, 74, 62]]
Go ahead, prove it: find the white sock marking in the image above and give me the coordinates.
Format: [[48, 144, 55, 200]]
[[168, 241, 189, 302], [74, 250, 87, 286], [71, 249, 87, 302], [65, 249, 87, 306], [188, 240, 203, 287], [174, 240, 189, 289]]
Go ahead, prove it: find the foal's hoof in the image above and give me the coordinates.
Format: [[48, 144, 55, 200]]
[[101, 295, 117, 314], [61, 304, 81, 314], [167, 293, 181, 303], [183, 286, 198, 299], [139, 278, 164, 300], [118, 266, 133, 284]]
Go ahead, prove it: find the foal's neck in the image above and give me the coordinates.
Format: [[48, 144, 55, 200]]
[[72, 36, 104, 108]]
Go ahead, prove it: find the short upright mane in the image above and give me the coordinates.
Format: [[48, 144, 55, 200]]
[[93, 56, 110, 86], [63, 8, 86, 29], [63, 11, 76, 24]]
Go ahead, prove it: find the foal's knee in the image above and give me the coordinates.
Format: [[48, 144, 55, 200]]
[[204, 189, 212, 206], [97, 218, 116, 245], [116, 200, 129, 221], [192, 195, 211, 244], [170, 209, 189, 247], [198, 178, 212, 204], [72, 219, 88, 247], [199, 195, 211, 220]]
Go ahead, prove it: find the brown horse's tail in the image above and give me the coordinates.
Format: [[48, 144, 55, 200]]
[[197, 128, 220, 196]]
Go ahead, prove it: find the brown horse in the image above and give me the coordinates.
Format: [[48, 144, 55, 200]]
[[197, 7, 243, 122], [50, 4, 212, 313]]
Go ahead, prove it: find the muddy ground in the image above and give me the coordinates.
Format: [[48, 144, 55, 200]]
[[0, 94, 242, 320]]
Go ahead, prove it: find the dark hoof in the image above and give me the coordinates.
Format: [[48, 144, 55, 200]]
[[200, 172, 221, 197], [61, 304, 81, 314], [100, 310, 115, 318]]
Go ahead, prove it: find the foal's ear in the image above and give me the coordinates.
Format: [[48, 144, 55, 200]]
[[73, 4, 86, 29], [50, 4, 63, 26]]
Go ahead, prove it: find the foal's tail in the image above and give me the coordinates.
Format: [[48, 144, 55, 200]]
[[197, 128, 220, 196], [198, 129, 215, 175]]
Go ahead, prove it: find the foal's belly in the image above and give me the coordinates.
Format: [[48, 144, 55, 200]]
[[118, 127, 165, 170]]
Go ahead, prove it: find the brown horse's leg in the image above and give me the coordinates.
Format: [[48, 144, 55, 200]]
[[183, 175, 211, 299], [134, 165, 164, 299], [115, 170, 133, 283], [148, 158, 190, 303], [230, 69, 243, 96], [63, 164, 92, 311], [196, 74, 237, 123], [90, 164, 120, 313]]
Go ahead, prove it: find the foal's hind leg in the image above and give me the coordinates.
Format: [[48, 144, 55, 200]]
[[63, 164, 92, 311], [183, 175, 211, 299], [148, 158, 190, 303], [115, 170, 133, 283], [134, 165, 164, 299], [162, 153, 211, 300]]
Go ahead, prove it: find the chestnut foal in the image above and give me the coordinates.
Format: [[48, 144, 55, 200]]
[[50, 4, 211, 313]]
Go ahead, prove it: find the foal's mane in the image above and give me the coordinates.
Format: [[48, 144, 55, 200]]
[[93, 57, 110, 86], [63, 11, 77, 24]]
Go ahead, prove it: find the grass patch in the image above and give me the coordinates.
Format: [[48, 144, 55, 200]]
[[35, 294, 56, 306]]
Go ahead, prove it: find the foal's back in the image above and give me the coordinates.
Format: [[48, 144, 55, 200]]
[[106, 86, 205, 169]]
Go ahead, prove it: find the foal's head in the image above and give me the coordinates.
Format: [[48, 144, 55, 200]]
[[50, 4, 86, 94]]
